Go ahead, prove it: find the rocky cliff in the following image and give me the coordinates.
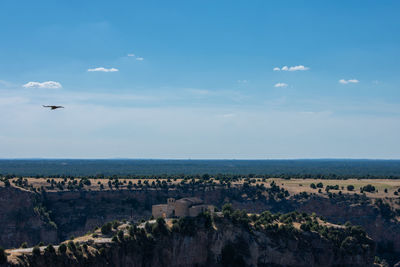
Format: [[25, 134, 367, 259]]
[[0, 187, 57, 249], [3, 211, 376, 267], [0, 186, 398, 263]]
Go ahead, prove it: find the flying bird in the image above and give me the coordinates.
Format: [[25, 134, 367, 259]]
[[42, 105, 64, 110]]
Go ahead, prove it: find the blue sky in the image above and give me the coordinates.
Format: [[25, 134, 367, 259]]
[[0, 1, 400, 158]]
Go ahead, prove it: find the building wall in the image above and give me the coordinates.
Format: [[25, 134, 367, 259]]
[[152, 204, 169, 218], [188, 205, 205, 217], [175, 201, 190, 217], [188, 205, 214, 217], [152, 199, 214, 218]]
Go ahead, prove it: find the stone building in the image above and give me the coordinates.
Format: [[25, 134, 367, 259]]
[[152, 197, 214, 218]]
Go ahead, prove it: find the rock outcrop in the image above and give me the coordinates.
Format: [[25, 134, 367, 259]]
[[0, 187, 57, 249], [3, 213, 375, 267]]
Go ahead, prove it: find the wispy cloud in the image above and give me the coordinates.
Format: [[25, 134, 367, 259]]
[[87, 67, 119, 72], [136, 57, 144, 61], [339, 79, 359, 84], [274, 82, 288, 88], [237, 80, 248, 84], [127, 54, 135, 57], [23, 81, 62, 89], [273, 65, 310, 71]]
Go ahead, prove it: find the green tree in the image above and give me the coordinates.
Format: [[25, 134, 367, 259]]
[[58, 243, 67, 254], [152, 217, 169, 236], [101, 222, 112, 235], [67, 240, 76, 251], [44, 244, 55, 254], [202, 173, 210, 180], [117, 230, 124, 241], [347, 185, 354, 191], [32, 246, 41, 257]]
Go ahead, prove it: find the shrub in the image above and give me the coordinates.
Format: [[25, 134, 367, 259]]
[[44, 244, 55, 254], [20, 242, 28, 248], [101, 222, 112, 235], [145, 222, 152, 233], [152, 218, 169, 236], [361, 184, 375, 193], [347, 185, 354, 191], [117, 230, 124, 240], [32, 246, 41, 257], [173, 217, 196, 236], [310, 183, 316, 189], [67, 240, 76, 251], [128, 225, 138, 236], [300, 223, 311, 232], [222, 203, 234, 217], [112, 220, 120, 229], [58, 243, 67, 254], [316, 182, 323, 188]]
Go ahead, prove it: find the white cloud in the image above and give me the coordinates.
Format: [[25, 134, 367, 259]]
[[87, 67, 119, 72], [23, 81, 62, 89], [273, 65, 309, 71], [289, 65, 309, 71], [274, 83, 288, 88], [339, 79, 359, 84], [136, 57, 144, 61], [127, 54, 135, 57]]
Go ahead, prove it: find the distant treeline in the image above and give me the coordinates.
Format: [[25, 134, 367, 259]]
[[0, 159, 400, 178]]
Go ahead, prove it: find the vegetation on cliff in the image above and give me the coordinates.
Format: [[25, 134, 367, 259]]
[[3, 207, 375, 267]]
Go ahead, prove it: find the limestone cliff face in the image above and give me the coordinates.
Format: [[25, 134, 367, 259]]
[[0, 187, 57, 248], [3, 218, 375, 267], [0, 186, 398, 260], [295, 196, 400, 253], [0, 187, 229, 248]]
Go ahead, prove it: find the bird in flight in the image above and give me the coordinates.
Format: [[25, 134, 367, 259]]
[[42, 105, 64, 110]]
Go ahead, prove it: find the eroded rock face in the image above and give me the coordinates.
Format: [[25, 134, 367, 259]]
[[295, 196, 400, 253], [0, 187, 57, 248], [0, 186, 398, 263], [3, 218, 375, 267]]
